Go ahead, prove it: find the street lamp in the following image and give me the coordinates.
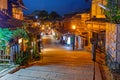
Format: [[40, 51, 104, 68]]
[[35, 15, 42, 53], [72, 25, 76, 50], [72, 25, 76, 30]]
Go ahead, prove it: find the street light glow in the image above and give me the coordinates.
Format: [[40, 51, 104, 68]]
[[42, 27, 44, 30], [72, 25, 76, 30]]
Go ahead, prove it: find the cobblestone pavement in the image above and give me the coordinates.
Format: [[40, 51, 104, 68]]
[[0, 36, 102, 80], [0, 45, 102, 80]]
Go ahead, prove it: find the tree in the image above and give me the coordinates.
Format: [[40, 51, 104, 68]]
[[31, 10, 49, 20], [39, 10, 49, 20], [0, 28, 29, 50], [105, 0, 120, 23], [12, 28, 29, 40], [0, 28, 13, 50], [49, 11, 61, 20], [31, 10, 41, 17], [31, 10, 61, 20]]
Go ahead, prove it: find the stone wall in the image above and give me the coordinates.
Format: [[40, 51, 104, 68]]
[[106, 23, 120, 69]]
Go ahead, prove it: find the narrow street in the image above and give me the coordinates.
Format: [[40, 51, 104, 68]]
[[1, 0, 120, 79], [0, 35, 102, 80]]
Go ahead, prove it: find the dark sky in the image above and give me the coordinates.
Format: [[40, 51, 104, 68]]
[[23, 0, 91, 16]]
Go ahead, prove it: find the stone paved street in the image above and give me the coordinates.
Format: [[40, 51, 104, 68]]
[[0, 36, 102, 80]]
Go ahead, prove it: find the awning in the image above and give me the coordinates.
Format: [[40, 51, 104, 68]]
[[86, 18, 109, 23], [7, 19, 23, 27], [0, 20, 23, 28], [11, 0, 27, 9]]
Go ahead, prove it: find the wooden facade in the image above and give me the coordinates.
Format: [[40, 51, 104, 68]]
[[0, 0, 27, 64]]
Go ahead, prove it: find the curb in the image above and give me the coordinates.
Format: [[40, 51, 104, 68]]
[[95, 62, 102, 80]]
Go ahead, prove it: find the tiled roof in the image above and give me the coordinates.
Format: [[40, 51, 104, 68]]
[[0, 11, 23, 28], [11, 0, 27, 9], [0, 11, 9, 21]]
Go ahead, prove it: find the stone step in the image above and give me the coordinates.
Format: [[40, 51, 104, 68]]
[[0, 74, 45, 80], [0, 65, 17, 77], [13, 69, 49, 79]]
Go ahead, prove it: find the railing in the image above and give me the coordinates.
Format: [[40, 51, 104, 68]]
[[0, 53, 10, 63]]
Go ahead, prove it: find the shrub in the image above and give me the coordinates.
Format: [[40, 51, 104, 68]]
[[15, 51, 29, 66]]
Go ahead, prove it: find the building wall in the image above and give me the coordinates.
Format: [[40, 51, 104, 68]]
[[0, 0, 7, 9], [91, 0, 106, 18], [63, 13, 90, 33], [106, 23, 120, 69], [106, 23, 117, 61], [63, 18, 71, 32], [1, 0, 24, 19], [63, 13, 91, 48], [84, 0, 107, 51]]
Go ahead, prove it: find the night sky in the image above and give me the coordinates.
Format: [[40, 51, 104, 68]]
[[23, 0, 91, 16]]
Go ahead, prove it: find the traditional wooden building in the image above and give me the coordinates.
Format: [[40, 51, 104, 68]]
[[86, 0, 120, 70], [86, 0, 107, 51], [62, 12, 90, 49], [105, 0, 120, 69], [0, 0, 28, 64]]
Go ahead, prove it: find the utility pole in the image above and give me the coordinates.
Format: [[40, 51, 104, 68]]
[[73, 33, 75, 50], [72, 25, 76, 50], [90, 35, 98, 80]]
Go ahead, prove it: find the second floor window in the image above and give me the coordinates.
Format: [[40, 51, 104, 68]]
[[12, 4, 23, 20]]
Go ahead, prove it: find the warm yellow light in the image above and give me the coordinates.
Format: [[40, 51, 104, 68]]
[[46, 24, 49, 27], [18, 38, 22, 43], [42, 27, 44, 30], [72, 25, 76, 30], [48, 27, 51, 29]]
